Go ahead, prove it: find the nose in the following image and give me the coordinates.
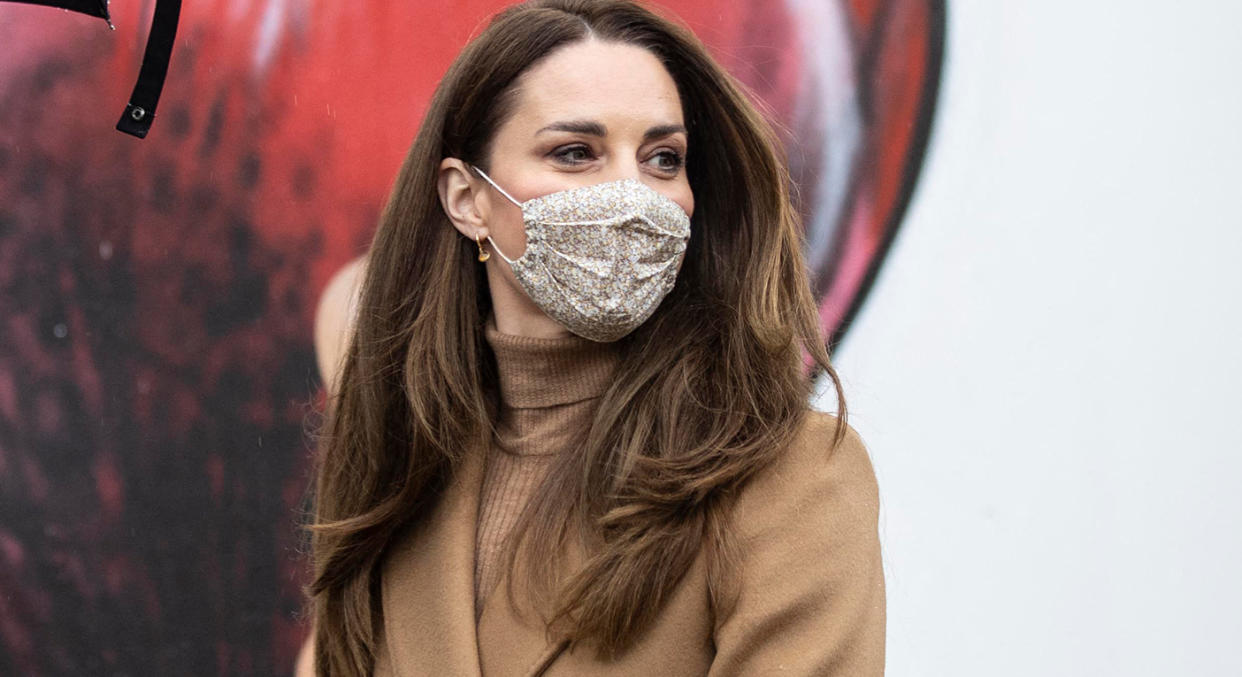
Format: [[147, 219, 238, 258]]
[[602, 168, 641, 184], [602, 150, 644, 184]]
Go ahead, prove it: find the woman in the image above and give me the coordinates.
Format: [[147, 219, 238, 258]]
[[301, 0, 885, 674]]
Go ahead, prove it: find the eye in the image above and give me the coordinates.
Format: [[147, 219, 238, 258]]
[[551, 144, 595, 165], [647, 148, 685, 174]]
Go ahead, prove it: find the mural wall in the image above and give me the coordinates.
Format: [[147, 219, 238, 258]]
[[0, 0, 942, 673]]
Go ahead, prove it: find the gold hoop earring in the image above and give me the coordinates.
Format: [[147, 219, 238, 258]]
[[475, 232, 490, 262]]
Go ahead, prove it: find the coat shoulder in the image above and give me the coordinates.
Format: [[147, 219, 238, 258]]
[[707, 410, 887, 675], [732, 409, 880, 529]]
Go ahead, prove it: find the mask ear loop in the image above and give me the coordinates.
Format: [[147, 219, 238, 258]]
[[470, 166, 524, 208], [468, 165, 520, 264]]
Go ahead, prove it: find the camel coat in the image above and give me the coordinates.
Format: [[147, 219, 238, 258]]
[[373, 410, 885, 676]]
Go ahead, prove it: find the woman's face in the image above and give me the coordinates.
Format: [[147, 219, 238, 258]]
[[479, 38, 694, 261]]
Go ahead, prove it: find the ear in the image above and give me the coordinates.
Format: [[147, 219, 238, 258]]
[[437, 158, 489, 241]]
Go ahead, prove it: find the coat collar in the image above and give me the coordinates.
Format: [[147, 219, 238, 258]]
[[380, 444, 579, 677]]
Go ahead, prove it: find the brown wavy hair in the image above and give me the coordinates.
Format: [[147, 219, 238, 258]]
[[305, 0, 849, 673]]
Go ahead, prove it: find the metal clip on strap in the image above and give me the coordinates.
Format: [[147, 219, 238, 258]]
[[116, 0, 181, 138]]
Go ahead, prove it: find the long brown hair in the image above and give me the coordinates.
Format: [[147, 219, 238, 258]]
[[306, 0, 848, 673]]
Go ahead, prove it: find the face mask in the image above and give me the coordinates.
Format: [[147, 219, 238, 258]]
[[471, 166, 692, 342]]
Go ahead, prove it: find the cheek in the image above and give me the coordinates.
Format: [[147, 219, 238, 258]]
[[487, 200, 528, 259], [671, 183, 694, 219]]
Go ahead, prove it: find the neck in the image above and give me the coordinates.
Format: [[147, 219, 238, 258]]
[[484, 282, 577, 340]]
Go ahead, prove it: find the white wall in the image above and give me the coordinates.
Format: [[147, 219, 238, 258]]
[[816, 2, 1242, 675]]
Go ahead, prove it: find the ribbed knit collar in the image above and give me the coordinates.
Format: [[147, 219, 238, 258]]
[[483, 316, 621, 409]]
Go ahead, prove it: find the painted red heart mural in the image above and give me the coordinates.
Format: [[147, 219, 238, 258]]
[[0, 1, 942, 673]]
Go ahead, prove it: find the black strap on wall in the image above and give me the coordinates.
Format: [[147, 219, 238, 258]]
[[5, 0, 112, 23], [2, 0, 181, 138], [115, 0, 182, 138]]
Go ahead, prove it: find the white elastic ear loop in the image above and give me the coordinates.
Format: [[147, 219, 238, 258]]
[[469, 165, 520, 264], [470, 165, 523, 207]]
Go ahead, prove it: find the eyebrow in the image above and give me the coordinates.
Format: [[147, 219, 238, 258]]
[[535, 120, 688, 142]]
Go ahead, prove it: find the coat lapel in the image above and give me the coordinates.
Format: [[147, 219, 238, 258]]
[[476, 566, 566, 677], [476, 523, 588, 677], [379, 447, 486, 677], [378, 443, 589, 677]]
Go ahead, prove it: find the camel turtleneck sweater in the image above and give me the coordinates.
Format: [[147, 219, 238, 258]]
[[473, 317, 621, 621]]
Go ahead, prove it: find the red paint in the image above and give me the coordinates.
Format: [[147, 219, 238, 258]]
[[94, 451, 125, 518]]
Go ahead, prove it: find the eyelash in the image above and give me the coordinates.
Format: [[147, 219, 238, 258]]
[[551, 144, 686, 173], [552, 144, 594, 165], [652, 149, 686, 172]]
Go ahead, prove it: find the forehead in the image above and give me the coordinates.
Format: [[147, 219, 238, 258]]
[[505, 40, 685, 131]]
